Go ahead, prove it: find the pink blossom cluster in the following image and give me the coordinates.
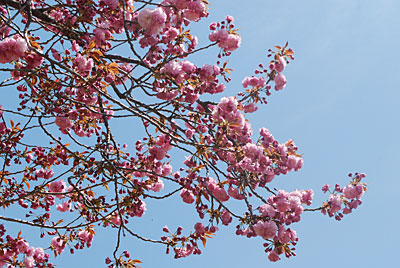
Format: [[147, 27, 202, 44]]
[[56, 201, 71, 212], [93, 22, 113, 47], [74, 54, 93, 75], [266, 189, 314, 225], [212, 97, 245, 133], [148, 134, 172, 161], [180, 188, 195, 204], [48, 179, 67, 197], [221, 209, 232, 225], [25, 50, 44, 69], [0, 233, 50, 268], [253, 220, 277, 239], [322, 173, 367, 220], [161, 0, 208, 22], [126, 199, 146, 218], [209, 29, 241, 52], [78, 230, 93, 248], [101, 0, 119, 10], [208, 16, 241, 52], [161, 60, 196, 85], [270, 56, 288, 90], [35, 167, 55, 179], [259, 128, 304, 175], [206, 177, 229, 202], [51, 237, 66, 254], [55, 113, 74, 132], [149, 178, 165, 192], [157, 60, 225, 102], [138, 8, 167, 35], [274, 73, 287, 91], [242, 76, 267, 89], [0, 35, 27, 63], [162, 224, 213, 259]]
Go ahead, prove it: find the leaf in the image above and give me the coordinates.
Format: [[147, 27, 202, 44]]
[[31, 75, 37, 85], [132, 260, 142, 264], [108, 62, 119, 73], [24, 180, 30, 190], [202, 237, 206, 247], [204, 231, 215, 236], [91, 50, 103, 61], [88, 40, 96, 49], [274, 46, 282, 50], [202, 191, 209, 201]]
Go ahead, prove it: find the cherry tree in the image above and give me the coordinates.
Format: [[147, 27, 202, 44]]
[[0, 0, 367, 267]]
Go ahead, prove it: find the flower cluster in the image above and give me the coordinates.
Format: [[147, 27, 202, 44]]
[[0, 35, 27, 63], [209, 16, 241, 53], [321, 173, 367, 220], [0, 0, 367, 267]]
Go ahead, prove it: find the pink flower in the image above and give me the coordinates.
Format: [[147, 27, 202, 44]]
[[301, 189, 314, 206], [209, 29, 229, 42], [267, 250, 281, 262], [138, 8, 167, 35], [74, 54, 93, 75], [0, 35, 27, 63], [48, 180, 67, 198], [162, 164, 172, 176], [221, 209, 232, 226], [134, 201, 146, 217], [184, 0, 207, 21], [228, 185, 244, 200], [322, 183, 330, 193], [258, 203, 276, 218], [180, 188, 195, 204], [23, 257, 35, 268], [51, 237, 65, 254], [25, 51, 44, 68], [278, 226, 297, 244], [33, 247, 44, 262], [253, 220, 277, 239], [78, 230, 93, 247], [185, 129, 194, 139], [16, 240, 29, 254], [72, 40, 80, 52], [194, 222, 205, 235], [207, 178, 229, 202], [149, 146, 168, 160], [56, 201, 71, 212], [329, 194, 342, 214], [275, 56, 286, 72], [150, 179, 164, 192], [51, 49, 61, 61], [219, 34, 241, 51], [243, 103, 258, 113], [274, 73, 287, 90], [343, 184, 364, 200]]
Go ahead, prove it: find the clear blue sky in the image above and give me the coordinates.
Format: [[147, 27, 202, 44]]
[[2, 0, 399, 267]]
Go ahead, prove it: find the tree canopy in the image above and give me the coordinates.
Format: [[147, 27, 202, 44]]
[[0, 1, 366, 267]]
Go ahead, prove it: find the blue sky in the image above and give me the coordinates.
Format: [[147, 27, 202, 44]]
[[1, 0, 399, 267]]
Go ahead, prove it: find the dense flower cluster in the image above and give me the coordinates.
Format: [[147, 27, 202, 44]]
[[0, 0, 367, 267], [0, 36, 27, 63]]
